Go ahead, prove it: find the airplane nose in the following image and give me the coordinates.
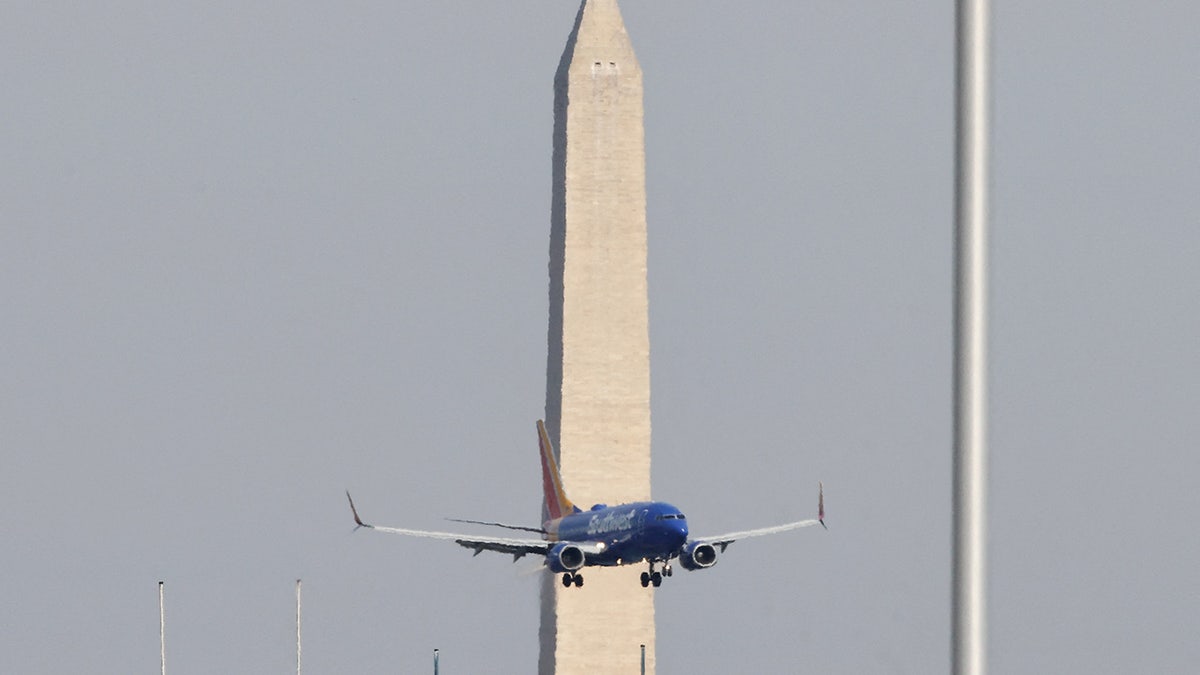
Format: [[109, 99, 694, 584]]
[[673, 520, 688, 543], [653, 519, 688, 547]]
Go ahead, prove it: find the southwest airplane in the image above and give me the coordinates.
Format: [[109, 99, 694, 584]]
[[347, 420, 825, 588]]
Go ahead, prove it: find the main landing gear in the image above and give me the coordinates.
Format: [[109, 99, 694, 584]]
[[640, 562, 672, 588], [561, 572, 583, 588]]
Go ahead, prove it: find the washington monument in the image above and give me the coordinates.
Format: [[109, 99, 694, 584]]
[[541, 0, 654, 673]]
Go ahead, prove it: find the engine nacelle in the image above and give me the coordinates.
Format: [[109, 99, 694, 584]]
[[678, 541, 719, 571], [546, 542, 586, 573]]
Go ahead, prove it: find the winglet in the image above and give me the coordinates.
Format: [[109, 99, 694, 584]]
[[818, 481, 827, 530], [346, 490, 373, 530]]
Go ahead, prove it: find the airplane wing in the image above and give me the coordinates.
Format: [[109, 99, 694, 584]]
[[445, 517, 547, 535], [696, 519, 823, 552], [694, 482, 827, 553], [347, 491, 551, 560]]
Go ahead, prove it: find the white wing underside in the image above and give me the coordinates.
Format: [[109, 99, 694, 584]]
[[368, 524, 544, 546], [347, 492, 550, 559], [366, 524, 550, 558], [697, 518, 823, 551]]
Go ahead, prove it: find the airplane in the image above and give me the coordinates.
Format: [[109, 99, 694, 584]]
[[346, 420, 825, 589]]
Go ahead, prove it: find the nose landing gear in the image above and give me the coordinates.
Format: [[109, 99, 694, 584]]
[[639, 562, 671, 588], [561, 572, 584, 588]]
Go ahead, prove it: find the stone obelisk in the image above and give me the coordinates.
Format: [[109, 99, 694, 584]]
[[541, 1, 653, 673]]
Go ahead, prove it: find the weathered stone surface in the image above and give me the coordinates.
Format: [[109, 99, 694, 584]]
[[541, 1, 654, 673]]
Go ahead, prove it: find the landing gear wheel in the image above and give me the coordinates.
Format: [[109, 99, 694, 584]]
[[651, 572, 663, 587], [573, 574, 584, 587], [664, 565, 673, 577], [640, 572, 651, 588], [562, 573, 573, 588]]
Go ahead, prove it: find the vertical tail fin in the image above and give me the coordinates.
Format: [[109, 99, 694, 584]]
[[538, 420, 577, 520]]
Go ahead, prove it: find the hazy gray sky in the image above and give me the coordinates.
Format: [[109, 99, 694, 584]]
[[3, 2, 1197, 673]]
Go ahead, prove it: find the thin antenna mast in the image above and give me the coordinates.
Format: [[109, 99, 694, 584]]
[[296, 579, 302, 675], [159, 581, 166, 675]]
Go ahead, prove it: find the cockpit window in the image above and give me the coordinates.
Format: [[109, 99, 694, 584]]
[[657, 513, 686, 520]]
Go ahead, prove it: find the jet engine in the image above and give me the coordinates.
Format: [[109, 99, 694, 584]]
[[678, 541, 718, 571], [546, 542, 586, 573]]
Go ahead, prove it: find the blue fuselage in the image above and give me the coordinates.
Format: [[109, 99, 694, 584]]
[[546, 501, 689, 565]]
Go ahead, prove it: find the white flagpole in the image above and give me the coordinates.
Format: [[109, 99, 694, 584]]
[[953, 0, 991, 674]]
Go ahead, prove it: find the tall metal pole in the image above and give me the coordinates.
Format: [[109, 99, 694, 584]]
[[159, 581, 166, 675], [296, 579, 302, 675], [953, 1, 990, 674], [433, 648, 439, 675], [640, 644, 646, 675]]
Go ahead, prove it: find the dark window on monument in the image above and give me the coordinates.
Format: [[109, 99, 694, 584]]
[[592, 61, 619, 76]]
